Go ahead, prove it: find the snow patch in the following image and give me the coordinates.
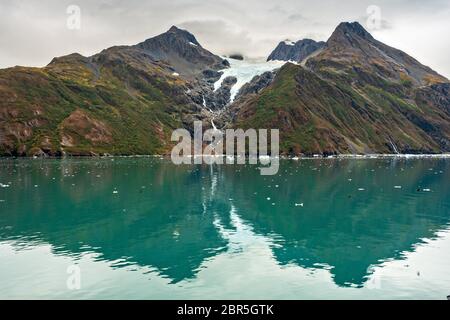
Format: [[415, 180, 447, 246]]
[[284, 40, 296, 46]]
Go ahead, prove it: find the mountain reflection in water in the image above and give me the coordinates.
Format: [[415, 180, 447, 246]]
[[0, 158, 449, 299]]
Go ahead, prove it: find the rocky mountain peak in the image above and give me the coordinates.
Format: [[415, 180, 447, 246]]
[[336, 22, 372, 38], [315, 21, 448, 86], [166, 25, 201, 46], [327, 21, 374, 47], [134, 26, 226, 77], [267, 38, 325, 62]]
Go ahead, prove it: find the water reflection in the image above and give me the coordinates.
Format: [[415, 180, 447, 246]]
[[0, 158, 449, 296]]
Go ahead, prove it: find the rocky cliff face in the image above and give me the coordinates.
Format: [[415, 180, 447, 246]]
[[267, 39, 325, 63]]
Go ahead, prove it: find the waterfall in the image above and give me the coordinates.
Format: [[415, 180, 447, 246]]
[[211, 120, 218, 131], [388, 137, 399, 154]]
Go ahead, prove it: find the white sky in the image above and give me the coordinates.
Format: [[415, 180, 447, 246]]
[[0, 0, 449, 77]]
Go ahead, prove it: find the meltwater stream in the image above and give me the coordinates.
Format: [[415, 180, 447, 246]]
[[0, 157, 449, 299]]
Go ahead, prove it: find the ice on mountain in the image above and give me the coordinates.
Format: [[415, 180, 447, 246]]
[[213, 58, 285, 103]]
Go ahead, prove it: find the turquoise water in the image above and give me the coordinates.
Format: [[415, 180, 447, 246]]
[[0, 157, 449, 300]]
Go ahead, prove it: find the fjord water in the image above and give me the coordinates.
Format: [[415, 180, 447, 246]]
[[0, 158, 449, 300]]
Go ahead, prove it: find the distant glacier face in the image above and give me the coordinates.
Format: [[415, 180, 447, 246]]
[[214, 57, 286, 103]]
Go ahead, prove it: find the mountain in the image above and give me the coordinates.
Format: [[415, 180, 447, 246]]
[[307, 22, 447, 86], [267, 39, 325, 63], [230, 22, 450, 155], [135, 26, 228, 77], [0, 26, 228, 156], [0, 22, 449, 157]]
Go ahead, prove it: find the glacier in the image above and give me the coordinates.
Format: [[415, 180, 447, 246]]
[[214, 57, 286, 103]]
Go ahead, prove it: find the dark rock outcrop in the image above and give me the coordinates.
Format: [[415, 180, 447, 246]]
[[235, 71, 276, 100], [202, 69, 223, 83], [204, 76, 237, 110], [267, 39, 325, 63], [229, 54, 244, 61]]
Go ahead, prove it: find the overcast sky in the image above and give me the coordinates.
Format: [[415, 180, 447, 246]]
[[1, 0, 449, 77]]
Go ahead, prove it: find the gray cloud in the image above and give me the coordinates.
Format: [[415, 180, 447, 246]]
[[288, 14, 306, 22], [0, 0, 449, 77]]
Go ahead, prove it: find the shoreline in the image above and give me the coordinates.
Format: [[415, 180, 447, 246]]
[[1, 154, 450, 160]]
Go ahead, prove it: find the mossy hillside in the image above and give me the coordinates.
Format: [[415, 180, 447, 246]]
[[0, 56, 187, 156], [234, 63, 448, 155]]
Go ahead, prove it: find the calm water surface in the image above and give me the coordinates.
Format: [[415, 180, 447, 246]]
[[0, 157, 449, 299]]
